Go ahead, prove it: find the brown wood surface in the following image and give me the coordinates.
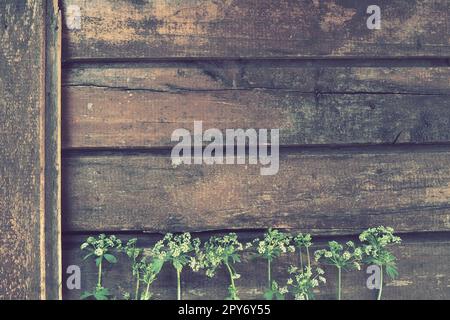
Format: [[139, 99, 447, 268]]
[[59, 0, 450, 301], [63, 233, 450, 300], [63, 63, 450, 94], [0, 0, 46, 299], [62, 146, 450, 234], [61, 0, 450, 60], [45, 0, 63, 300], [62, 65, 450, 148]]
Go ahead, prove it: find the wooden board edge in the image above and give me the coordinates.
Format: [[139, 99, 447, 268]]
[[44, 0, 62, 300]]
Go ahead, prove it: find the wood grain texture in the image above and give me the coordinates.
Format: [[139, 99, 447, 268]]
[[63, 233, 450, 300], [62, 146, 450, 234], [0, 0, 46, 299], [62, 65, 450, 148], [45, 0, 63, 300], [61, 0, 450, 60], [63, 63, 450, 94]]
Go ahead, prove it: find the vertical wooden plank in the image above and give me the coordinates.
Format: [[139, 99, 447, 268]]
[[45, 0, 62, 300], [0, 0, 46, 299]]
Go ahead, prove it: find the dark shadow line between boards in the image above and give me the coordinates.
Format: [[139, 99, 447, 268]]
[[62, 57, 450, 69], [61, 142, 450, 158]]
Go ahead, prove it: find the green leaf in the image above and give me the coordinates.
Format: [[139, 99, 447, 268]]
[[94, 287, 110, 300], [94, 292, 108, 300], [385, 264, 399, 279], [104, 254, 117, 264], [231, 254, 241, 263], [151, 258, 165, 274], [80, 291, 93, 299], [263, 289, 274, 300], [275, 292, 285, 300], [95, 256, 102, 267]]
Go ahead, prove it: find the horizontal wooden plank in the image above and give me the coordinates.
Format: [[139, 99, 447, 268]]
[[62, 0, 450, 60], [64, 64, 450, 93], [62, 146, 450, 234], [63, 233, 450, 300], [62, 66, 450, 148]]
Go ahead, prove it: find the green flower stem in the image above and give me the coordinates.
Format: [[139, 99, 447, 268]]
[[377, 265, 383, 300], [97, 259, 102, 288], [306, 246, 311, 270], [267, 259, 271, 288], [145, 282, 150, 300], [299, 248, 303, 270], [337, 266, 341, 300], [225, 262, 237, 300], [135, 276, 140, 300], [176, 269, 181, 300]]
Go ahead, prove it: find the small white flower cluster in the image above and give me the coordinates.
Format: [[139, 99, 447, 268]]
[[80, 234, 122, 257], [253, 228, 295, 260], [294, 233, 312, 249], [200, 233, 247, 278], [167, 233, 199, 258], [359, 226, 402, 280], [359, 226, 402, 247], [287, 266, 326, 300], [269, 280, 288, 296], [148, 232, 201, 272], [314, 240, 362, 271], [189, 251, 204, 273]]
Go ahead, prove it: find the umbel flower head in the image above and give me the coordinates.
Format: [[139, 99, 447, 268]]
[[124, 238, 142, 261], [314, 240, 362, 271], [81, 234, 122, 261], [147, 232, 201, 301], [253, 228, 295, 261], [293, 233, 312, 249], [151, 232, 201, 272], [359, 226, 402, 248], [287, 265, 326, 300], [200, 233, 248, 278], [359, 226, 402, 280]]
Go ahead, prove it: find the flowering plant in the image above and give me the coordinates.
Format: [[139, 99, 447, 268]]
[[123, 238, 143, 300], [293, 233, 313, 270], [77, 226, 402, 300], [287, 265, 326, 300], [138, 253, 165, 300], [157, 232, 201, 300], [287, 233, 326, 300], [359, 226, 402, 300], [80, 234, 122, 300], [314, 241, 362, 300], [122, 238, 166, 300], [252, 229, 295, 300], [199, 233, 249, 300]]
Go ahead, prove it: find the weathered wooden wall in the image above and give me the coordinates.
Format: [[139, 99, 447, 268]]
[[0, 0, 46, 299], [0, 0, 61, 300], [61, 0, 450, 300]]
